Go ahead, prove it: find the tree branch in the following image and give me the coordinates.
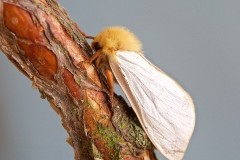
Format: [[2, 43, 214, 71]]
[[0, 0, 157, 159]]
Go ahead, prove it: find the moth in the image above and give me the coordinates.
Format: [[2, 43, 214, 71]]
[[88, 26, 195, 160]]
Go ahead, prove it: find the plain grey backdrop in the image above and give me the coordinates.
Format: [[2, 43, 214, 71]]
[[0, 0, 239, 159]]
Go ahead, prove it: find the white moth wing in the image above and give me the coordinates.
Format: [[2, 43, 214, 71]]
[[109, 51, 195, 160]]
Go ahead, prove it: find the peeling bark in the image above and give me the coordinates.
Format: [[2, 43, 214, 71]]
[[0, 0, 157, 160]]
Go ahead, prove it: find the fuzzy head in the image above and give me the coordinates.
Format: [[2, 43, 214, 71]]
[[92, 26, 142, 55]]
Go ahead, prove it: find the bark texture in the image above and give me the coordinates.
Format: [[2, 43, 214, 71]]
[[0, 0, 157, 160]]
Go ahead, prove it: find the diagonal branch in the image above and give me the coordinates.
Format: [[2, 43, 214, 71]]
[[0, 0, 157, 160]]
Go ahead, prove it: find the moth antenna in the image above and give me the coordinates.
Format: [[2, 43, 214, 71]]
[[85, 35, 95, 39], [78, 28, 95, 39]]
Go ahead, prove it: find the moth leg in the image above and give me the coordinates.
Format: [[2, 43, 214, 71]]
[[88, 50, 101, 63], [95, 55, 103, 68], [105, 67, 114, 99]]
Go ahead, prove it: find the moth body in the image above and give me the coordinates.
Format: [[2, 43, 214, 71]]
[[89, 26, 195, 160]]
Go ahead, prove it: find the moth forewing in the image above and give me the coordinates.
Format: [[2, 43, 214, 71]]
[[109, 51, 195, 160], [90, 26, 195, 160]]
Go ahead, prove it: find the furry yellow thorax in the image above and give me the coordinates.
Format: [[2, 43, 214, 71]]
[[92, 26, 142, 55]]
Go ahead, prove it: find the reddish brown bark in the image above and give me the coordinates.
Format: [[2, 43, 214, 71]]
[[0, 0, 157, 160]]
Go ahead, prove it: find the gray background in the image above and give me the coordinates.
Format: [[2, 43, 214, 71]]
[[0, 0, 239, 159]]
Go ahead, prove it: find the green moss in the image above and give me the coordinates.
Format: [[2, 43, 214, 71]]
[[72, 105, 78, 111], [97, 123, 120, 148], [71, 105, 79, 117], [76, 77, 82, 85], [114, 113, 152, 149], [72, 105, 78, 114], [86, 100, 91, 108], [96, 123, 121, 160], [119, 118, 127, 130], [130, 121, 152, 148]]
